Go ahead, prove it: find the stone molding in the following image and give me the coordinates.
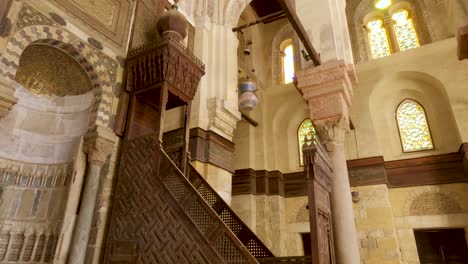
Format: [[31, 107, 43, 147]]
[[234, 144, 468, 197], [347, 144, 468, 188], [296, 60, 356, 151], [207, 98, 241, 141], [0, 77, 18, 119], [83, 126, 117, 166], [189, 128, 235, 173], [232, 169, 286, 196]]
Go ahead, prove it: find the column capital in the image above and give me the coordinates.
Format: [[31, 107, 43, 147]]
[[83, 126, 116, 166], [314, 116, 350, 151], [296, 60, 356, 151], [0, 77, 18, 118]]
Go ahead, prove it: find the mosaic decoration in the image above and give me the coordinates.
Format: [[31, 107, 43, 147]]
[[392, 9, 419, 51], [0, 25, 115, 128], [282, 44, 295, 84], [298, 119, 317, 166], [15, 45, 93, 96], [396, 99, 433, 152], [16, 3, 56, 30], [367, 19, 391, 59]]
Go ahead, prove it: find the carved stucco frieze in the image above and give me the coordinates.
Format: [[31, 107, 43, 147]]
[[83, 126, 116, 166]]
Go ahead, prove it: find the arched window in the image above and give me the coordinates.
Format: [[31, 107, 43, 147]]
[[396, 99, 434, 152], [366, 18, 391, 59], [362, 2, 421, 60], [391, 9, 419, 51], [298, 119, 317, 166], [281, 39, 295, 84]]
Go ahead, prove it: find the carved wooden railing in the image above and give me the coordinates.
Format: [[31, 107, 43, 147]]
[[158, 148, 259, 263], [258, 256, 312, 263], [187, 164, 275, 258]]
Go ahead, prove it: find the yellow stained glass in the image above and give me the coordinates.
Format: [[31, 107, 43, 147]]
[[298, 119, 317, 166], [396, 99, 434, 152], [283, 44, 295, 84], [367, 19, 391, 59], [392, 9, 419, 51]]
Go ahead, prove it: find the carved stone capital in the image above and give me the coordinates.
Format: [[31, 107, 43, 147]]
[[0, 77, 18, 118], [296, 60, 355, 151], [83, 126, 116, 166], [314, 116, 350, 151]]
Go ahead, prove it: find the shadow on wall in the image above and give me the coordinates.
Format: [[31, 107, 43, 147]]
[[368, 70, 461, 161]]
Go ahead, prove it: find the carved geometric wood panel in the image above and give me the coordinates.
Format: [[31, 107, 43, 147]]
[[104, 135, 223, 263]]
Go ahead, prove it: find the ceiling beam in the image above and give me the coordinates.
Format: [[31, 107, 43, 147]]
[[278, 0, 321, 66], [233, 11, 286, 32]]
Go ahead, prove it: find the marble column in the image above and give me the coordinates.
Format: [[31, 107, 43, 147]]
[[68, 127, 115, 264], [84, 137, 120, 264], [296, 60, 360, 264]]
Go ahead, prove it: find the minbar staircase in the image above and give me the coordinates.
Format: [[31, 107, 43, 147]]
[[104, 10, 310, 261], [104, 133, 274, 263]]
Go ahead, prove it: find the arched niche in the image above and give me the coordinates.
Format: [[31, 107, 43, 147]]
[[271, 24, 302, 86], [368, 71, 461, 161]]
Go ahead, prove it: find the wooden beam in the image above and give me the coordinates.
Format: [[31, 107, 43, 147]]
[[278, 0, 321, 66], [233, 11, 286, 32]]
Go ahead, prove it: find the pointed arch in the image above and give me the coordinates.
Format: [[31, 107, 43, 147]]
[[0, 25, 114, 130], [297, 119, 316, 166], [396, 99, 434, 152]]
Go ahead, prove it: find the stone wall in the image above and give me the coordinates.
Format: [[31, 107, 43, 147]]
[[351, 185, 401, 264], [389, 183, 468, 263]]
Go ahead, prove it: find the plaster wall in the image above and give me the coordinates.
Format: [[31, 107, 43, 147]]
[[350, 38, 468, 161]]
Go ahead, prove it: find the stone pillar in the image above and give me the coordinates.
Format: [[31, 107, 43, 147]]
[[68, 127, 116, 264], [188, 15, 241, 203], [0, 77, 17, 118], [84, 137, 119, 264], [296, 60, 360, 264]]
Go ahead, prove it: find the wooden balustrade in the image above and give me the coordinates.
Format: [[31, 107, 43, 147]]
[[158, 148, 259, 263], [187, 164, 275, 258]]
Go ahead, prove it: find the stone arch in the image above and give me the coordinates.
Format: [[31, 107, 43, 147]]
[[404, 190, 464, 216], [271, 24, 302, 86], [346, 0, 433, 63], [287, 198, 309, 223], [0, 25, 114, 130], [368, 71, 461, 160], [224, 0, 252, 27]]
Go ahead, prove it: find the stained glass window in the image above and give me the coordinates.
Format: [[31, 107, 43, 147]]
[[392, 9, 419, 51], [367, 19, 391, 59], [282, 44, 295, 84], [396, 99, 434, 152], [298, 119, 317, 166]]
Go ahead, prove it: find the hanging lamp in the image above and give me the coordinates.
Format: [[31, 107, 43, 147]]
[[238, 40, 258, 112]]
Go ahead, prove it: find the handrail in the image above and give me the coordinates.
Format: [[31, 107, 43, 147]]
[[258, 256, 312, 263], [158, 148, 259, 263], [187, 164, 275, 258]]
